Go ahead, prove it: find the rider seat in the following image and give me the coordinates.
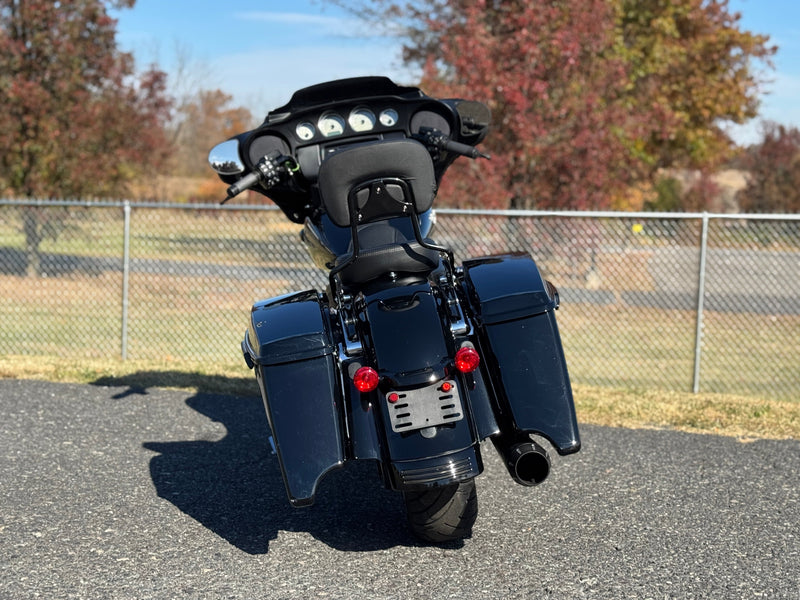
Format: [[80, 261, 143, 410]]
[[316, 139, 449, 287]]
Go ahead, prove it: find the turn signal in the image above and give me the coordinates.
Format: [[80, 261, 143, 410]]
[[454, 346, 480, 373], [353, 366, 380, 392]]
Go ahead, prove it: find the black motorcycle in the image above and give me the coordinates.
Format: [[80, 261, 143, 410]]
[[208, 77, 580, 543]]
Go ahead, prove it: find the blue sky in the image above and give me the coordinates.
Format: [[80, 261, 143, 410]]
[[112, 0, 412, 116], [113, 0, 800, 145]]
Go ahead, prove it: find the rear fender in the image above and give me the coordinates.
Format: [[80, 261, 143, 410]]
[[353, 280, 484, 489]]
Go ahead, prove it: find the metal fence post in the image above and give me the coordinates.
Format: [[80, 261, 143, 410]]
[[692, 213, 710, 393], [121, 201, 131, 360]]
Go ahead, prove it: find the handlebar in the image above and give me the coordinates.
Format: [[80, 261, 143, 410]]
[[414, 127, 491, 160], [223, 151, 295, 203], [224, 170, 261, 200]]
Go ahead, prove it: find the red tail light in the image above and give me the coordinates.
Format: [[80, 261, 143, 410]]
[[454, 346, 480, 373], [353, 366, 380, 392]]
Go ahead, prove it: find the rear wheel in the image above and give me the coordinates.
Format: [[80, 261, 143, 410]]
[[403, 479, 478, 543]]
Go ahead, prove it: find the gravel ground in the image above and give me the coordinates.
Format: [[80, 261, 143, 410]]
[[1, 379, 798, 599]]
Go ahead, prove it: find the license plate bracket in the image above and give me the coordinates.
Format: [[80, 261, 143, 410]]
[[385, 380, 464, 433]]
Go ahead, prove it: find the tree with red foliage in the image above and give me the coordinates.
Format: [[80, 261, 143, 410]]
[[330, 0, 775, 210], [738, 122, 800, 213], [416, 0, 640, 209], [172, 89, 253, 178], [0, 0, 173, 274], [0, 0, 172, 198]]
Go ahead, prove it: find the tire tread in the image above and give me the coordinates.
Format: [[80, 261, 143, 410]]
[[403, 479, 478, 543]]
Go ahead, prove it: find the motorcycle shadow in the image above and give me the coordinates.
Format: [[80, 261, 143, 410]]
[[139, 389, 421, 555]]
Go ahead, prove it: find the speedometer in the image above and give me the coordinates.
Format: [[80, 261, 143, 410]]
[[318, 112, 346, 137], [348, 108, 375, 132]]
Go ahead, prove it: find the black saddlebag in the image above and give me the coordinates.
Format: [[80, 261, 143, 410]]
[[462, 253, 581, 455], [242, 290, 344, 506]]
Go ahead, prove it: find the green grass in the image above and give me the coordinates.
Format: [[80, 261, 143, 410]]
[[559, 304, 799, 399], [2, 268, 797, 399], [0, 271, 291, 360], [0, 206, 302, 263], [0, 355, 256, 396], [5, 268, 796, 394]]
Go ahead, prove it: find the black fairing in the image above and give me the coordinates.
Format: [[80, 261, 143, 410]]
[[462, 253, 581, 455], [267, 76, 424, 115], [221, 76, 489, 223]]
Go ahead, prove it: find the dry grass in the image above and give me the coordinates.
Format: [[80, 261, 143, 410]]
[[573, 383, 799, 441], [0, 355, 255, 396], [1, 355, 797, 442]]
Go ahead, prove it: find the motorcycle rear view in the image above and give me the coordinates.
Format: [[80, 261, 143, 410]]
[[209, 77, 580, 543]]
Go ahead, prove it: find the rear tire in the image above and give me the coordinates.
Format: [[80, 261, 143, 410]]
[[403, 479, 478, 543]]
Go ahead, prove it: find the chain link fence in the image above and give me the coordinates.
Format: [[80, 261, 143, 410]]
[[2, 199, 798, 399]]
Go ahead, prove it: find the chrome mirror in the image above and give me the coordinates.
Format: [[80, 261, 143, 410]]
[[208, 139, 245, 175]]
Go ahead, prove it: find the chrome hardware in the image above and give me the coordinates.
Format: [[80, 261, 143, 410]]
[[337, 297, 363, 356], [439, 274, 469, 336]]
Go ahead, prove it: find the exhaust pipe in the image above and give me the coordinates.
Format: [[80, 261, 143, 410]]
[[493, 437, 551, 486]]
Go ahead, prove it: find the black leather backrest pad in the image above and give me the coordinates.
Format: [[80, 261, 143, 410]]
[[317, 139, 436, 227]]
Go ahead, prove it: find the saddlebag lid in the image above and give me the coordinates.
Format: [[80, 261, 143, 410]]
[[462, 253, 558, 325], [245, 290, 334, 365]]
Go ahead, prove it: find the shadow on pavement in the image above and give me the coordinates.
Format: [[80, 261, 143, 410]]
[[92, 373, 431, 554]]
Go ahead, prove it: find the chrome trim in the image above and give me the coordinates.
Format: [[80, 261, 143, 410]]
[[449, 299, 469, 336]]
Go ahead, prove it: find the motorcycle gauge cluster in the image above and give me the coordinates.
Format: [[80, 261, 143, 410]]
[[379, 108, 398, 126], [292, 107, 402, 142]]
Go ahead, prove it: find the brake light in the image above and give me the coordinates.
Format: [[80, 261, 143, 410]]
[[454, 346, 480, 373], [353, 366, 380, 392]]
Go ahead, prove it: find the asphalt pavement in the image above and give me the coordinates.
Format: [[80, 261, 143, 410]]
[[1, 379, 798, 599]]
